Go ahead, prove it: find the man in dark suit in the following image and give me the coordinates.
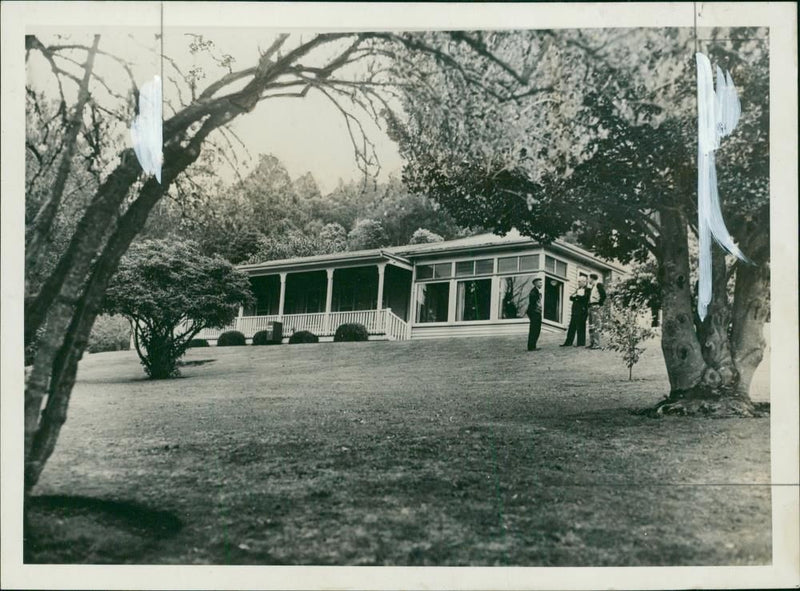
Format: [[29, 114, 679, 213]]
[[560, 276, 589, 347], [586, 273, 607, 349], [526, 277, 543, 351]]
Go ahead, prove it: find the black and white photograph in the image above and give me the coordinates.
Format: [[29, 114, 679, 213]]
[[1, 2, 798, 589]]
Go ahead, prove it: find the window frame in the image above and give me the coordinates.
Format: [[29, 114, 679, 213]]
[[542, 273, 565, 325], [544, 254, 568, 278], [414, 280, 451, 324], [455, 277, 493, 322]]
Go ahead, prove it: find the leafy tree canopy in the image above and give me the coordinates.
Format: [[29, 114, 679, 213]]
[[409, 228, 444, 244]]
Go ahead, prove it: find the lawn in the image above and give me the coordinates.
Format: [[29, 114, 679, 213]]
[[26, 331, 771, 565]]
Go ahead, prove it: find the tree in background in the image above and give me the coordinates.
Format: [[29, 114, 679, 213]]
[[348, 218, 390, 250], [103, 240, 252, 379], [409, 228, 444, 244], [365, 176, 463, 245], [393, 28, 769, 416], [319, 222, 349, 252]]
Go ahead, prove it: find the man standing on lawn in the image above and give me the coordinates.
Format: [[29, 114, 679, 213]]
[[526, 277, 543, 351], [586, 272, 606, 349], [560, 276, 589, 347]]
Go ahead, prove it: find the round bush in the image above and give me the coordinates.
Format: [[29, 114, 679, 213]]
[[288, 330, 319, 344], [252, 330, 281, 346], [333, 323, 369, 342], [187, 338, 210, 348], [87, 314, 131, 353], [217, 330, 246, 346]]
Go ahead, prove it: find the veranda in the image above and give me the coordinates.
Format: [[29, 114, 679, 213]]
[[195, 252, 413, 343]]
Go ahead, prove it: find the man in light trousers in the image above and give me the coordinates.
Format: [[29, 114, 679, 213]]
[[586, 273, 606, 349]]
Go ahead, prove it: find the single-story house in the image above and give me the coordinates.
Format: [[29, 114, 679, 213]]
[[196, 230, 626, 343]]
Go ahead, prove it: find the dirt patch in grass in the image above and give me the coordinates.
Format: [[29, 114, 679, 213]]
[[28, 333, 771, 565]]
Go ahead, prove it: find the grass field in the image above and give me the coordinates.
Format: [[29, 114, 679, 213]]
[[26, 331, 771, 565]]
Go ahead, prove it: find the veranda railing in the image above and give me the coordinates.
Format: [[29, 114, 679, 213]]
[[192, 308, 410, 341]]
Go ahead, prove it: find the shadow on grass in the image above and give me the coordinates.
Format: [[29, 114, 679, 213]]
[[25, 495, 183, 564], [177, 359, 216, 367]]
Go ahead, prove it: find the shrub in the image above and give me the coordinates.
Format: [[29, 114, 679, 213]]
[[604, 296, 656, 381], [333, 323, 369, 342], [252, 330, 281, 346], [288, 330, 319, 344], [87, 314, 131, 353], [103, 239, 253, 378], [187, 339, 210, 348], [217, 330, 246, 346]]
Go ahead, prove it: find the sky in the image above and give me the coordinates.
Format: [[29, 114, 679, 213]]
[[27, 27, 404, 193]]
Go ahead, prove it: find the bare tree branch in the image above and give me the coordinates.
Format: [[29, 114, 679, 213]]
[[26, 35, 101, 273]]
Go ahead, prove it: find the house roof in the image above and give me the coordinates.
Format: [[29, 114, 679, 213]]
[[238, 230, 626, 275]]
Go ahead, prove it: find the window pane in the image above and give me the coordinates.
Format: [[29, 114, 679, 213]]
[[455, 261, 474, 276], [498, 274, 535, 319], [544, 255, 556, 273], [498, 256, 518, 273], [475, 258, 494, 275], [456, 279, 492, 321], [519, 254, 539, 272], [556, 260, 568, 277], [416, 282, 450, 323], [434, 263, 452, 278], [417, 265, 433, 280], [543, 277, 563, 323]]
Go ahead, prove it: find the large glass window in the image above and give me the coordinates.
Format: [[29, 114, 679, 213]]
[[416, 282, 450, 323], [498, 274, 536, 319], [456, 279, 491, 321], [544, 277, 564, 323]]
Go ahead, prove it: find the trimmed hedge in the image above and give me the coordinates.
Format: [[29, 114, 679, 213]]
[[187, 339, 210, 348], [333, 323, 369, 342], [217, 330, 246, 346], [288, 330, 319, 344], [252, 330, 281, 346]]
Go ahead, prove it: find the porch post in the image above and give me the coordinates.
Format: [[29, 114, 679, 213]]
[[323, 268, 334, 333], [376, 263, 386, 310], [278, 272, 287, 319]]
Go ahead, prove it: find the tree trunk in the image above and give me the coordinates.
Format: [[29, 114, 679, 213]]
[[697, 248, 739, 390], [25, 118, 220, 489], [655, 207, 707, 392], [24, 178, 166, 489], [731, 259, 770, 399], [730, 206, 770, 402], [24, 156, 140, 479], [652, 207, 765, 417]]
